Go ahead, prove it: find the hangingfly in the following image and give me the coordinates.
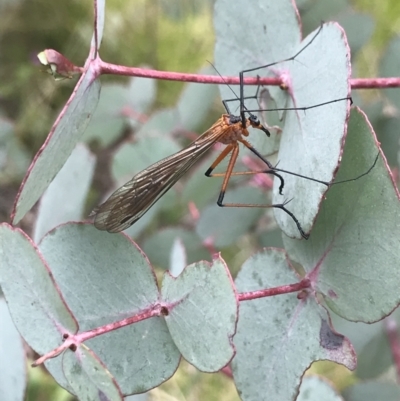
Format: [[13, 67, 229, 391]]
[[91, 23, 378, 239], [90, 113, 310, 236]]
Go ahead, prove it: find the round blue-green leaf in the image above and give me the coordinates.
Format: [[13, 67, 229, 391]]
[[271, 22, 350, 238], [343, 382, 400, 401], [233, 248, 356, 401], [196, 186, 266, 248], [169, 238, 186, 277], [39, 223, 180, 394], [298, 376, 342, 401], [126, 74, 156, 130], [63, 346, 123, 401], [142, 227, 210, 270], [258, 228, 284, 249], [355, 327, 392, 379], [86, 318, 180, 395], [350, 308, 400, 379], [12, 67, 101, 224], [83, 76, 156, 146], [83, 84, 130, 146], [161, 257, 238, 372], [176, 66, 218, 132], [38, 225, 162, 325], [215, 0, 300, 108], [0, 224, 78, 356], [0, 298, 27, 401], [34, 143, 95, 242], [284, 108, 400, 322]]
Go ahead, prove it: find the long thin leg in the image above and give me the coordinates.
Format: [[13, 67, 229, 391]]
[[239, 23, 324, 125], [205, 146, 309, 239], [218, 193, 309, 239], [237, 137, 330, 190], [205, 143, 250, 204], [206, 140, 286, 195], [238, 138, 331, 187], [241, 23, 324, 76], [246, 96, 352, 114], [240, 138, 379, 188], [205, 149, 309, 238], [205, 144, 235, 177], [219, 144, 240, 198], [222, 94, 262, 116], [330, 152, 379, 186], [205, 143, 378, 240]]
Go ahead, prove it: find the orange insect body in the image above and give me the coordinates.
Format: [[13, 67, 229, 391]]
[[216, 114, 251, 144], [91, 114, 271, 233]]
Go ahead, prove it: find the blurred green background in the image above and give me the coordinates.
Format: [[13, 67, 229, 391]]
[[1, 0, 400, 400]]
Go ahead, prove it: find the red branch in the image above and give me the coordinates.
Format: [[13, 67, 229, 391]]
[[99, 60, 281, 86], [238, 278, 311, 302], [32, 304, 164, 367], [352, 77, 400, 89], [98, 60, 400, 89], [32, 278, 312, 367]]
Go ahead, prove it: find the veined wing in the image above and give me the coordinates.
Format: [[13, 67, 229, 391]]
[[92, 118, 229, 232]]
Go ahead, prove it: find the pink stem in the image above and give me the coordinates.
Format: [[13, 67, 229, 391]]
[[32, 304, 165, 367], [98, 60, 400, 89], [99, 60, 292, 86], [352, 77, 400, 89], [238, 278, 311, 302]]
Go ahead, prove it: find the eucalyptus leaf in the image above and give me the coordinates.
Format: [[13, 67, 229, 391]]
[[298, 376, 342, 401], [12, 67, 101, 224], [0, 299, 27, 401], [196, 186, 266, 248], [176, 66, 218, 131], [161, 256, 237, 372], [34, 143, 95, 242], [284, 108, 400, 322], [63, 347, 123, 401], [142, 227, 209, 270], [233, 248, 355, 401], [343, 382, 400, 401], [0, 224, 77, 357], [38, 223, 180, 395]]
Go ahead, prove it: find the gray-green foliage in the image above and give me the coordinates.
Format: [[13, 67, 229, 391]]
[[1, 1, 400, 401]]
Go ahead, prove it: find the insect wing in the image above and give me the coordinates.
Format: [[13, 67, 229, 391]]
[[92, 122, 226, 232]]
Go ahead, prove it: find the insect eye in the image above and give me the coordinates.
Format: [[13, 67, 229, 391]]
[[229, 115, 241, 124], [249, 114, 260, 125]]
